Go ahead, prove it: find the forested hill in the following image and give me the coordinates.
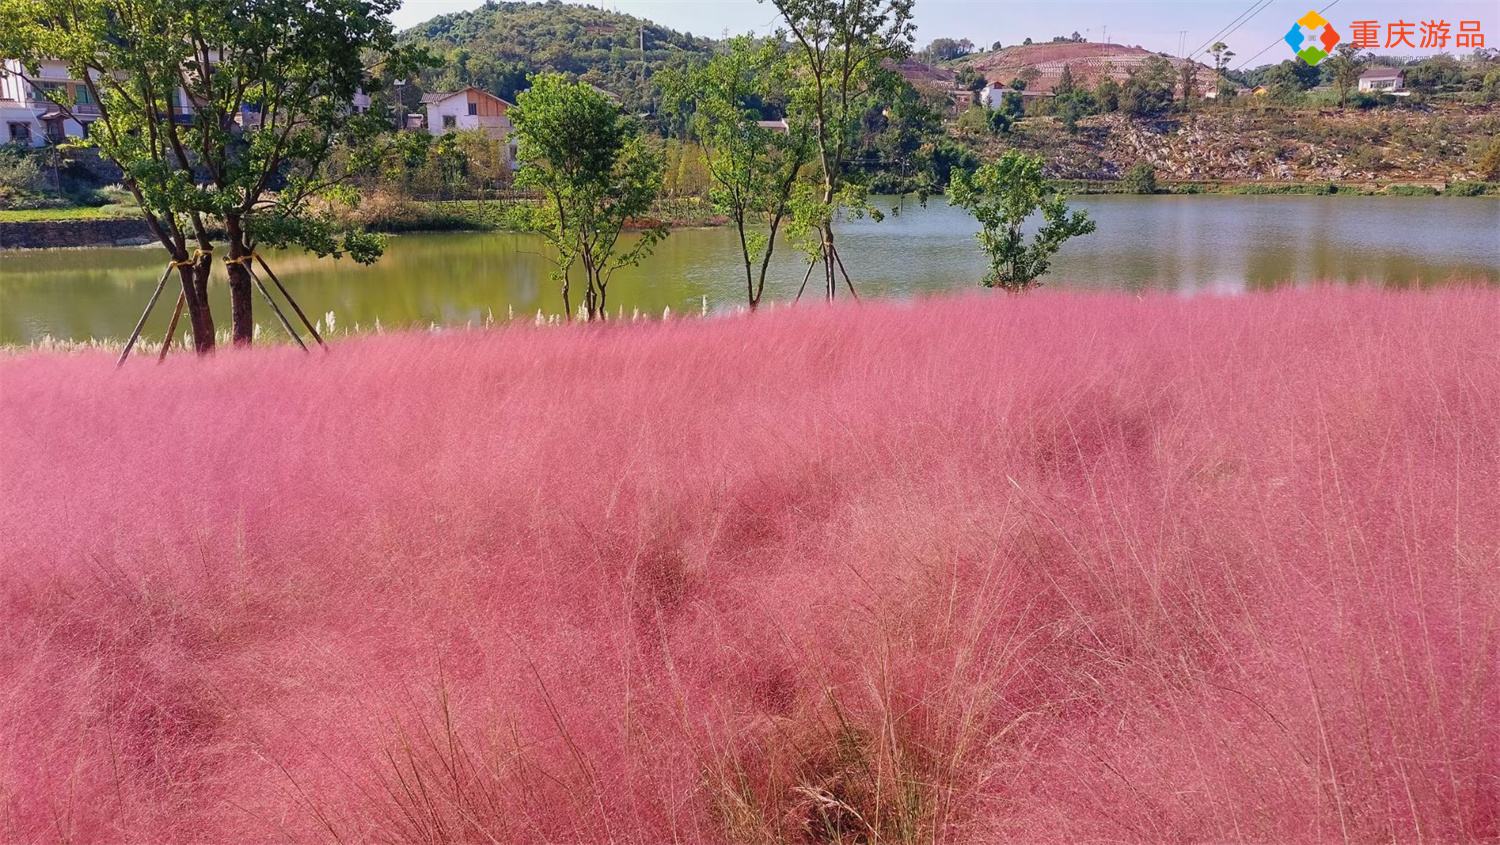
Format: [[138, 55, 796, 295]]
[[401, 0, 714, 105]]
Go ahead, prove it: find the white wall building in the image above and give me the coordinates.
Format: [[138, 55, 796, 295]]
[[1358, 67, 1406, 93], [1, 59, 97, 146], [420, 86, 517, 168]]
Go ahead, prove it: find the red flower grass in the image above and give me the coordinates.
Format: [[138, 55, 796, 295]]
[[2, 288, 1497, 843]]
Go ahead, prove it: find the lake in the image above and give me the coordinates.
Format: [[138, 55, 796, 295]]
[[2, 195, 1497, 345]]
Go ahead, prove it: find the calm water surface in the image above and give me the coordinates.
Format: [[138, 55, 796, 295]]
[[2, 195, 1497, 345]]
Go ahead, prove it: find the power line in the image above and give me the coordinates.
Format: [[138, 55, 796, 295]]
[[1234, 0, 1342, 70], [1187, 0, 1277, 60]]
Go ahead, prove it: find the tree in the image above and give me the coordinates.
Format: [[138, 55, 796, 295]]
[[1262, 59, 1319, 102], [1326, 44, 1369, 109], [513, 73, 667, 321], [1054, 90, 1096, 133], [1178, 59, 1200, 108], [664, 37, 812, 310], [923, 37, 973, 61], [764, 0, 916, 300], [2, 0, 419, 350], [1209, 42, 1235, 74], [1479, 137, 1500, 181], [957, 104, 1008, 136], [1123, 162, 1158, 194], [1055, 63, 1076, 96], [1121, 57, 1176, 117], [955, 65, 987, 93], [1095, 77, 1121, 111], [949, 151, 1095, 292]]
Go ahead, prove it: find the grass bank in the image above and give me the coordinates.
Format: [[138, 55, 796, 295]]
[[2, 288, 1496, 843]]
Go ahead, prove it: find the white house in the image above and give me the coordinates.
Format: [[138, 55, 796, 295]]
[[1358, 67, 1406, 93], [979, 82, 1049, 109], [4, 56, 378, 146], [420, 86, 516, 167], [1, 59, 97, 147]]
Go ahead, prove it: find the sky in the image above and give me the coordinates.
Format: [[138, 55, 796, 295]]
[[391, 0, 1497, 67]]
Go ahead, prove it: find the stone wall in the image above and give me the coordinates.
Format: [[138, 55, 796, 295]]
[[0, 218, 154, 250]]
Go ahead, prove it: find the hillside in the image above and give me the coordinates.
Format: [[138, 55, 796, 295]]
[[401, 0, 713, 104], [961, 41, 1215, 93], [985, 102, 1500, 184]]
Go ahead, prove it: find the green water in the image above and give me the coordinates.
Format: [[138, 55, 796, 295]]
[[2, 195, 1497, 345]]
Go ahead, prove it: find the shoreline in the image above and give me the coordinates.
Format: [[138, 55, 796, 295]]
[[4, 181, 1496, 250]]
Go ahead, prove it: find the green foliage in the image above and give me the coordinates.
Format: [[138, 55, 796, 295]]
[[0, 146, 45, 195], [923, 37, 973, 62], [1442, 181, 1489, 197], [1483, 69, 1500, 102], [1479, 137, 1500, 181], [1095, 78, 1120, 112], [0, 0, 421, 348], [1260, 59, 1320, 103], [1123, 162, 1158, 194], [916, 137, 978, 191], [1384, 184, 1440, 196], [513, 73, 667, 320], [404, 1, 713, 113], [1055, 64, 1076, 96], [1326, 44, 1369, 109], [661, 36, 811, 308], [1053, 91, 1097, 133], [767, 0, 916, 297], [954, 65, 986, 93], [957, 105, 1008, 136], [1121, 57, 1176, 117], [949, 151, 1096, 291]]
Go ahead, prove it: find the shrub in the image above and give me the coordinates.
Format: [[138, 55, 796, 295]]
[[1443, 180, 1487, 197], [1123, 161, 1158, 194], [0, 147, 46, 195]]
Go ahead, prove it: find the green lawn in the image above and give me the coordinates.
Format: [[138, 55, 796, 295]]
[[0, 205, 137, 222]]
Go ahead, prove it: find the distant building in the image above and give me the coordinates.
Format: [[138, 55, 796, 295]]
[[1202, 81, 1250, 99], [420, 86, 517, 167], [980, 81, 1050, 109], [3, 56, 372, 146], [755, 119, 789, 134], [1, 59, 97, 146], [1358, 67, 1406, 93]]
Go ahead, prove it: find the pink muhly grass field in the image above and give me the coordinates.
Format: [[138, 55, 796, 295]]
[[1, 288, 1497, 843]]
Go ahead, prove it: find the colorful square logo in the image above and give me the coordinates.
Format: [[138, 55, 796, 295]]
[[1284, 10, 1342, 65]]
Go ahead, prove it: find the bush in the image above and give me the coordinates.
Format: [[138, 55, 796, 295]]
[[1479, 137, 1500, 181], [1384, 184, 1440, 196], [1123, 161, 1158, 194], [1443, 181, 1488, 197], [0, 147, 46, 196]]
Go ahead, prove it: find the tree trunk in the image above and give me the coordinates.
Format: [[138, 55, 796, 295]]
[[820, 178, 839, 301], [225, 217, 255, 346], [176, 259, 216, 354]]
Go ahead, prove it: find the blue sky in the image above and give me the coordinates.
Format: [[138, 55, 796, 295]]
[[392, 0, 1496, 66]]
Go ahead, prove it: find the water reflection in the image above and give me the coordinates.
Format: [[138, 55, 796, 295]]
[[2, 195, 1496, 344]]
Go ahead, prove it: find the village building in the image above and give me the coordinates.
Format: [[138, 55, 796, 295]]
[[0, 59, 97, 146], [419, 86, 517, 167], [1358, 67, 1406, 93]]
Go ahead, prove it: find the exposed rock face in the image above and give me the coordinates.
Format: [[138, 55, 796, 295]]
[[963, 41, 1215, 95], [991, 104, 1499, 183]]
